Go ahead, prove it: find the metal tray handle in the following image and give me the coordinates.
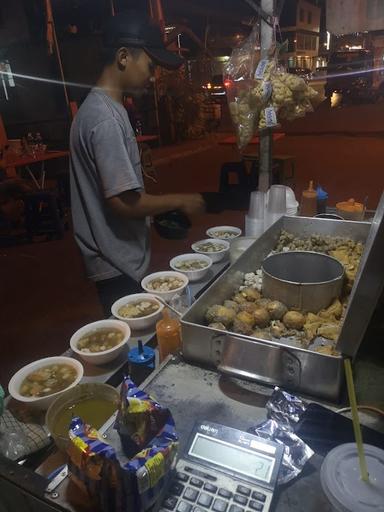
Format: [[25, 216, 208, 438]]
[[217, 334, 302, 389]]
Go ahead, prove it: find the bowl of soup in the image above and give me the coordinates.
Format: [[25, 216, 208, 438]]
[[111, 293, 164, 330], [46, 382, 119, 452], [141, 271, 189, 301], [8, 356, 84, 410], [191, 238, 230, 263], [170, 253, 212, 282], [206, 225, 242, 241], [70, 319, 130, 365]]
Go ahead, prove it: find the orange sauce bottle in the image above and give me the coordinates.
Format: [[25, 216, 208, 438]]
[[156, 308, 181, 362], [300, 180, 317, 217]]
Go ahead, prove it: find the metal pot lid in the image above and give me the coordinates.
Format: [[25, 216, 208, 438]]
[[336, 191, 384, 356]]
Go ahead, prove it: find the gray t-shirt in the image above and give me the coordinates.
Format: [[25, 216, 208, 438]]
[[70, 88, 150, 282]]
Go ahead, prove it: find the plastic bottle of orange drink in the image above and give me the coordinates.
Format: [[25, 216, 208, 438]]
[[156, 308, 181, 362]]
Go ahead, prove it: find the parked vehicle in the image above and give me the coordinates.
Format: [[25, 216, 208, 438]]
[[202, 75, 228, 98]]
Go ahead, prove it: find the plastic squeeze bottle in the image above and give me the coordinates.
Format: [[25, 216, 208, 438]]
[[300, 180, 317, 217], [316, 185, 328, 214], [156, 308, 181, 362]]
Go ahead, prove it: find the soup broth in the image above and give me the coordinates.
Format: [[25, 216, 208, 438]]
[[20, 364, 77, 398], [52, 397, 117, 438]]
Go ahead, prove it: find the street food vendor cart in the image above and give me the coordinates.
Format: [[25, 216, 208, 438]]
[[1, 195, 384, 512]]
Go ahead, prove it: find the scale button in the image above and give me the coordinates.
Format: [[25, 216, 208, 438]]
[[236, 485, 251, 497], [233, 495, 248, 506], [190, 477, 204, 488], [177, 472, 189, 482], [197, 492, 214, 508], [177, 502, 193, 512], [251, 492, 266, 503], [163, 496, 178, 510], [184, 487, 199, 502], [170, 482, 185, 496], [249, 501, 263, 511], [218, 489, 232, 499], [184, 466, 216, 482], [212, 498, 229, 512], [203, 483, 218, 493], [229, 505, 245, 512]]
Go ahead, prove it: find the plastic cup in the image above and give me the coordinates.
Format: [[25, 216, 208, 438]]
[[248, 191, 266, 220], [264, 185, 287, 229], [320, 443, 384, 512], [267, 185, 287, 215], [245, 215, 264, 237]]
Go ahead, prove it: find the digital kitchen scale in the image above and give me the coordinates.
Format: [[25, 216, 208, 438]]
[[160, 421, 284, 512]]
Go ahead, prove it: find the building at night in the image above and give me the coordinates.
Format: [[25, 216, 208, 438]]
[[279, 0, 324, 71]]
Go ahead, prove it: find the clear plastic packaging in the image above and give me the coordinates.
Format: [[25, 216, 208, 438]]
[[225, 24, 318, 149]]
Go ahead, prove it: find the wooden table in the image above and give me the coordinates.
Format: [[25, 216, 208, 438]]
[[219, 132, 285, 145], [4, 150, 69, 189]]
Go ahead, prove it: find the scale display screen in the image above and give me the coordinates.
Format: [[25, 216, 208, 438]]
[[189, 433, 275, 483]]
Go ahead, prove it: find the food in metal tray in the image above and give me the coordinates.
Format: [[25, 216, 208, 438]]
[[204, 230, 365, 352], [77, 328, 124, 353], [147, 276, 184, 292], [174, 259, 209, 271], [20, 364, 78, 398], [118, 300, 160, 318]]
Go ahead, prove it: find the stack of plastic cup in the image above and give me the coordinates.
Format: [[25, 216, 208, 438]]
[[245, 191, 265, 238], [285, 186, 299, 216], [265, 185, 287, 229]]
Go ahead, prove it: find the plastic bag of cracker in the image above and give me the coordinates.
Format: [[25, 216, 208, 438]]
[[225, 23, 264, 149]]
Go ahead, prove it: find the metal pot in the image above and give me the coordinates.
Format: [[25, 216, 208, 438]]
[[262, 251, 344, 313]]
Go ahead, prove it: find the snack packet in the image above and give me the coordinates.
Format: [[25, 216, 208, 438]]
[[67, 378, 178, 512]]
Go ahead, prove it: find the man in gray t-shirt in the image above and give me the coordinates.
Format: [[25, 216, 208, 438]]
[[70, 11, 205, 315]]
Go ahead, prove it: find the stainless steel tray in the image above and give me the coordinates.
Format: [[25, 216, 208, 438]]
[[181, 212, 380, 402]]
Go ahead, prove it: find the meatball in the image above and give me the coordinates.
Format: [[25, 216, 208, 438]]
[[205, 305, 236, 327], [253, 307, 271, 328], [283, 311, 305, 330], [232, 293, 248, 305], [240, 287, 261, 302], [266, 301, 288, 320], [239, 302, 259, 314], [236, 311, 255, 327], [224, 300, 240, 313]]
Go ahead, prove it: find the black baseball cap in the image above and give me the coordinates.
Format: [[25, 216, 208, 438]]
[[103, 10, 183, 70]]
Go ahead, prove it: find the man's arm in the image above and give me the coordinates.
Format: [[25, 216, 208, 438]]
[[106, 190, 205, 220]]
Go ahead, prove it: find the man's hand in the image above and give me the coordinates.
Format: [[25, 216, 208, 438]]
[[177, 194, 206, 216]]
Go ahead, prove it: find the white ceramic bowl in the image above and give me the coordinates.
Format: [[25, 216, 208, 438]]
[[111, 293, 164, 330], [70, 319, 130, 366], [169, 253, 212, 282], [191, 238, 230, 263], [141, 271, 189, 301], [206, 225, 242, 241], [8, 356, 84, 410]]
